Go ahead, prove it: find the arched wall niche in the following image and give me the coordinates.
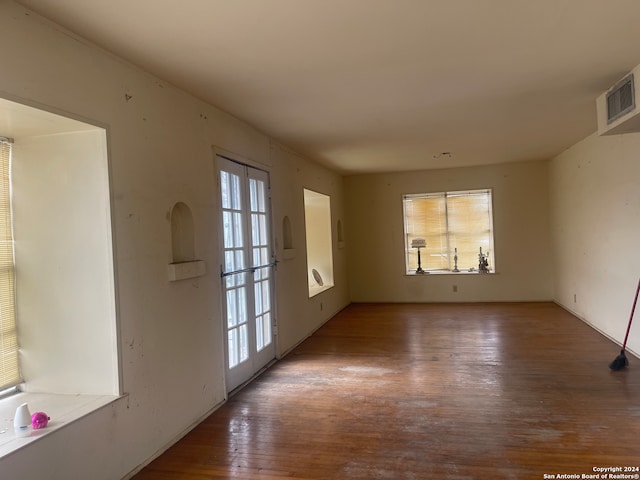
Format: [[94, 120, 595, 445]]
[[281, 215, 296, 260], [171, 201, 195, 263], [168, 201, 206, 281], [337, 219, 345, 249]]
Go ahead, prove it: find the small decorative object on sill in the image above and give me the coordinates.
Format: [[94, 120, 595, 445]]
[[478, 247, 490, 273], [32, 411, 50, 430], [14, 403, 32, 437], [452, 247, 460, 272], [411, 238, 427, 274], [312, 268, 324, 286]]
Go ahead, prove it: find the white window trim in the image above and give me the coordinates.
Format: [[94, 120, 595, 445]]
[[0, 391, 123, 458], [403, 188, 495, 275], [0, 97, 122, 459]]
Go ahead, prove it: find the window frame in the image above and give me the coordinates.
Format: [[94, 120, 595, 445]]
[[402, 188, 495, 274], [0, 95, 122, 460], [0, 138, 20, 391], [303, 188, 334, 297]]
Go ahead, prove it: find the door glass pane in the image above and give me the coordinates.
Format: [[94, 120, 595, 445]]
[[221, 171, 230, 209], [258, 265, 270, 281], [237, 285, 247, 325], [226, 289, 237, 327], [220, 160, 274, 390], [257, 312, 272, 352], [249, 178, 258, 211], [262, 312, 271, 348], [255, 180, 265, 212], [234, 250, 244, 271], [256, 315, 264, 350], [253, 247, 269, 267], [228, 328, 238, 368], [223, 211, 233, 248], [224, 252, 235, 287], [233, 212, 243, 247], [254, 280, 263, 315], [231, 174, 241, 210], [239, 324, 249, 362], [251, 213, 260, 247], [261, 280, 270, 313], [259, 215, 267, 243], [249, 179, 266, 212]]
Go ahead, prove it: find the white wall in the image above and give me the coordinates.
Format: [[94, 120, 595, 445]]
[[0, 2, 349, 478], [12, 129, 118, 395], [304, 188, 335, 296], [344, 160, 554, 302], [270, 144, 349, 354], [6, 1, 634, 477], [550, 131, 640, 355]]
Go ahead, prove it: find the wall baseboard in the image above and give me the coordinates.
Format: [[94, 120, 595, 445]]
[[553, 300, 639, 360], [122, 398, 226, 480]]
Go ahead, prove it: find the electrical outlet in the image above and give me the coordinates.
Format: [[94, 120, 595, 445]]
[[453, 285, 458, 293], [573, 294, 577, 303]]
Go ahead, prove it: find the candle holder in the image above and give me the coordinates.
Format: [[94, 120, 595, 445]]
[[478, 247, 490, 273], [452, 247, 459, 272], [411, 238, 427, 274]]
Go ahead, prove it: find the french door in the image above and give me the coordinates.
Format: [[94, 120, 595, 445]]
[[218, 156, 276, 392]]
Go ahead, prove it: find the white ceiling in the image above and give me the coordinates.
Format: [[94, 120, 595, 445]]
[[16, 0, 640, 174]]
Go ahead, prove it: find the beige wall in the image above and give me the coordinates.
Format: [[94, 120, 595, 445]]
[[344, 160, 554, 302], [13, 129, 118, 395], [550, 131, 640, 356], [4, 1, 639, 478], [0, 2, 348, 479], [270, 143, 349, 354]]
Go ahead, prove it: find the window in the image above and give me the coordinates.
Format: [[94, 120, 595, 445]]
[[403, 189, 495, 273], [0, 97, 118, 397], [303, 189, 334, 296], [0, 139, 19, 391], [0, 97, 119, 458]]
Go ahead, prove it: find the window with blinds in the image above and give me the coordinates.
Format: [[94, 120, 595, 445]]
[[0, 139, 20, 390], [403, 189, 495, 273]]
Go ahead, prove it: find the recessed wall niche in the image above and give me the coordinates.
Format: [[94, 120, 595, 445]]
[[168, 201, 205, 281], [282, 215, 295, 259], [337, 219, 345, 249], [171, 202, 195, 262], [303, 189, 334, 297]]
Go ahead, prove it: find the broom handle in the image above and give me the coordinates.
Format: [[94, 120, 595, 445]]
[[622, 277, 640, 350]]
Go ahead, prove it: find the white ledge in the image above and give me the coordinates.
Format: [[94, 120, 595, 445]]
[[309, 283, 334, 298], [0, 391, 122, 458], [406, 271, 497, 276], [167, 260, 206, 281], [281, 249, 296, 260]]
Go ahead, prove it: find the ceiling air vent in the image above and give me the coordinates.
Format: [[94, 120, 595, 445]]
[[606, 74, 634, 124], [597, 65, 640, 136]]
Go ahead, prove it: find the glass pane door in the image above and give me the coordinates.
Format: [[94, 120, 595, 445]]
[[218, 156, 275, 392]]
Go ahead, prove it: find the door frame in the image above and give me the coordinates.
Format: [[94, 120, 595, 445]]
[[214, 150, 277, 394]]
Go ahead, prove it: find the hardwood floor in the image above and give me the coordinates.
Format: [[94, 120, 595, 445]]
[[132, 303, 640, 479]]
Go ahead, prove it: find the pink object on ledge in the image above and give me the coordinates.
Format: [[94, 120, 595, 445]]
[[31, 411, 50, 429]]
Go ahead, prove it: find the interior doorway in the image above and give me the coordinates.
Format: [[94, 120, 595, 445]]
[[217, 155, 276, 392]]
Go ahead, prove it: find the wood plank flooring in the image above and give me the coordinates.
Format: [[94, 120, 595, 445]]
[[132, 302, 640, 479]]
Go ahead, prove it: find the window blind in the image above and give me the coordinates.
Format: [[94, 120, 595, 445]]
[[403, 189, 494, 272], [0, 139, 20, 390]]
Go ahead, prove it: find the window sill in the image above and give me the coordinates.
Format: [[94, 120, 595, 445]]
[[0, 391, 122, 459], [309, 283, 334, 298], [406, 271, 497, 276]]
